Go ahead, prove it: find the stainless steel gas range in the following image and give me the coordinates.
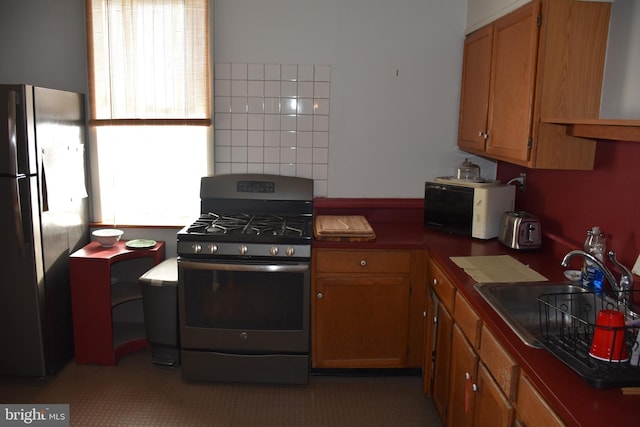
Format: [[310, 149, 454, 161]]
[[177, 174, 313, 384]]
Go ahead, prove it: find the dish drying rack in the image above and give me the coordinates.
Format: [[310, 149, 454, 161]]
[[537, 289, 640, 389]]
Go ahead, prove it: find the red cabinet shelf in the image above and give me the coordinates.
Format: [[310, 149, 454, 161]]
[[70, 240, 165, 365]]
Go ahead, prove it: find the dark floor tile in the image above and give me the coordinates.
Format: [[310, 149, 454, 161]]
[[0, 350, 442, 427]]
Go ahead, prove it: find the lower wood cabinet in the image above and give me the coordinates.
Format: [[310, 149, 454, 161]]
[[312, 248, 425, 369], [516, 374, 565, 427], [425, 255, 556, 427], [447, 325, 479, 427], [431, 293, 454, 420], [446, 301, 514, 427], [473, 363, 515, 427]]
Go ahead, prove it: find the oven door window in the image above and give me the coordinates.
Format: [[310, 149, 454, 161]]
[[182, 266, 306, 331]]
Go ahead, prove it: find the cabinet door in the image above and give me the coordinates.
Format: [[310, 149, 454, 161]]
[[447, 325, 479, 427], [458, 25, 493, 153], [423, 287, 436, 395], [516, 374, 566, 427], [432, 296, 454, 422], [314, 275, 411, 368], [485, 0, 540, 163], [473, 363, 515, 427]]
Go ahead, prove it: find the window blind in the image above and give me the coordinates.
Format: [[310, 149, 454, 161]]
[[86, 0, 210, 125]]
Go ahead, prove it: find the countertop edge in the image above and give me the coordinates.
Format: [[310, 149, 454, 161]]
[[313, 217, 637, 427]]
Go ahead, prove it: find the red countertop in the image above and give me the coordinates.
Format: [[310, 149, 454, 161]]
[[313, 217, 637, 427]]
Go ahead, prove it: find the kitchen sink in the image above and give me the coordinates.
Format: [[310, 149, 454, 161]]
[[474, 281, 594, 348], [475, 281, 640, 388]]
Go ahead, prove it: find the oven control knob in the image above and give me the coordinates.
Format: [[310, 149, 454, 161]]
[[239, 244, 248, 255], [192, 243, 202, 254], [286, 246, 295, 257], [269, 246, 279, 256], [206, 243, 217, 254], [240, 332, 248, 340]]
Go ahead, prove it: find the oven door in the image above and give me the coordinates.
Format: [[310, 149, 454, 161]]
[[178, 259, 310, 354]]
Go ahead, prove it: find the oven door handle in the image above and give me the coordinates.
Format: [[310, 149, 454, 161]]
[[179, 260, 309, 273]]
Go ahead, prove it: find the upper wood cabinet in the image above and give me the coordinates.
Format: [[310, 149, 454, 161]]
[[458, 25, 493, 153], [465, 0, 531, 34], [458, 0, 612, 169]]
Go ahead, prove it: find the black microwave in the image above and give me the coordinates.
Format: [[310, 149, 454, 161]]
[[424, 181, 515, 239]]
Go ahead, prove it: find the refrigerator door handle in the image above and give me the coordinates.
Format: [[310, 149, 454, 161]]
[[7, 90, 18, 175], [11, 176, 26, 256], [7, 91, 26, 255]]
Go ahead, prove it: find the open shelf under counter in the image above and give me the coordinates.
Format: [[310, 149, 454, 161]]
[[70, 240, 166, 366], [542, 117, 640, 142]]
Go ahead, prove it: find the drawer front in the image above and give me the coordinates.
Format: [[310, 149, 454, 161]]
[[454, 292, 482, 348], [429, 258, 455, 313], [315, 250, 412, 273], [479, 325, 520, 401]]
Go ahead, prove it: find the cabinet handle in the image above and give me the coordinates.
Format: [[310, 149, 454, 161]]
[[317, 292, 323, 299], [360, 260, 367, 266], [478, 131, 488, 139], [472, 383, 478, 393], [432, 278, 439, 285], [465, 372, 472, 413]]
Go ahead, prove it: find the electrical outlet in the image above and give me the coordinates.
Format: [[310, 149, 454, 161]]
[[518, 172, 527, 192], [632, 253, 640, 276], [507, 173, 527, 192]]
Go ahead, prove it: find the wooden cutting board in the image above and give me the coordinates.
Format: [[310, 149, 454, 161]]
[[314, 215, 376, 241]]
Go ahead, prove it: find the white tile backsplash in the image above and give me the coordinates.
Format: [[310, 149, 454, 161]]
[[314, 65, 331, 82], [247, 81, 264, 97], [215, 63, 231, 80], [215, 79, 231, 96], [215, 63, 330, 196], [248, 146, 264, 163], [298, 65, 314, 82], [231, 63, 248, 80], [264, 64, 281, 80], [247, 97, 264, 114], [281, 81, 297, 98], [297, 115, 313, 132], [264, 97, 280, 114], [248, 130, 263, 147], [281, 64, 298, 81], [298, 82, 314, 98], [314, 82, 330, 99], [231, 80, 248, 97], [265, 81, 281, 98], [247, 63, 264, 80]]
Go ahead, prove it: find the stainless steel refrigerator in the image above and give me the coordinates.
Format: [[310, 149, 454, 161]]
[[0, 84, 89, 376]]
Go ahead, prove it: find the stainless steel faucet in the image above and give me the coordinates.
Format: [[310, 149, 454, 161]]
[[561, 250, 634, 309]]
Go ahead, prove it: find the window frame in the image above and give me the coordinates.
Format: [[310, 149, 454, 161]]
[[85, 0, 214, 226]]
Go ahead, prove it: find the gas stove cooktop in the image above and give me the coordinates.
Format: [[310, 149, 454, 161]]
[[185, 212, 312, 240], [177, 174, 314, 259], [177, 212, 313, 259]]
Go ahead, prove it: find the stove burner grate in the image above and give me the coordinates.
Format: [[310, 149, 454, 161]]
[[186, 212, 310, 238]]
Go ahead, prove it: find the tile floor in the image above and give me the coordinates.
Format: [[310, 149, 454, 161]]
[[0, 350, 443, 427]]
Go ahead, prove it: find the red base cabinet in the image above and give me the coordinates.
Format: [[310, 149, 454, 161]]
[[70, 240, 165, 365]]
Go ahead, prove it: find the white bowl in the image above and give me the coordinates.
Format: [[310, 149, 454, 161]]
[[92, 229, 124, 247]]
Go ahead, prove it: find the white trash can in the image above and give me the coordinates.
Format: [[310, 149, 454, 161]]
[[139, 257, 179, 367]]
